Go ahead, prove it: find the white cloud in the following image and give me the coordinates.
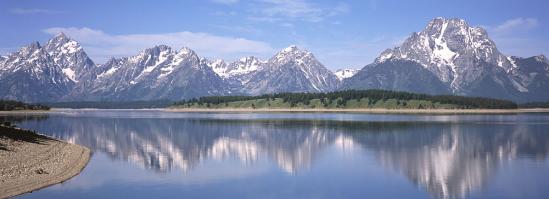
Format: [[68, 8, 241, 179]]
[[211, 0, 240, 4], [42, 27, 274, 63], [250, 0, 349, 23], [491, 17, 539, 34], [10, 8, 58, 14]]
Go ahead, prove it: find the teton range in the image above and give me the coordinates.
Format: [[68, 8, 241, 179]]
[[1, 17, 548, 102]]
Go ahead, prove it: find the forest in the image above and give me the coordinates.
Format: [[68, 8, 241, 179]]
[[44, 100, 172, 109], [0, 100, 50, 111], [519, 101, 549, 108], [173, 89, 519, 109]]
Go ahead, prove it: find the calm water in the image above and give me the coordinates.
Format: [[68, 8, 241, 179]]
[[3, 110, 549, 199]]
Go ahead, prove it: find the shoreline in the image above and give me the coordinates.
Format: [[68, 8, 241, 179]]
[[166, 108, 549, 114], [2, 108, 549, 114], [0, 110, 51, 114], [0, 126, 90, 198]]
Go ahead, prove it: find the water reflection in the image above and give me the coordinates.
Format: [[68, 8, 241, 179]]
[[349, 123, 549, 199], [5, 112, 549, 199]]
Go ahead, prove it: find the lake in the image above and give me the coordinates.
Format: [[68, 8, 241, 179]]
[[3, 109, 549, 199]]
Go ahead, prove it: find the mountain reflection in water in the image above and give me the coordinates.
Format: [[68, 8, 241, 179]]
[[5, 111, 549, 199]]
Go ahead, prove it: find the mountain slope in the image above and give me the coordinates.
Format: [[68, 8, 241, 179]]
[[343, 60, 450, 95], [508, 55, 549, 101]]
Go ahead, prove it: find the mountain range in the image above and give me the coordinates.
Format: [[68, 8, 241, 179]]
[[1, 17, 548, 102]]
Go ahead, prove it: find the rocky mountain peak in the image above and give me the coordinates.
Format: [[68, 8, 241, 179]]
[[48, 32, 70, 44], [41, 33, 94, 83], [282, 45, 311, 54], [45, 33, 82, 54], [144, 45, 172, 55], [54, 32, 68, 39], [172, 47, 199, 62], [275, 45, 312, 59], [425, 17, 470, 34], [7, 42, 50, 66], [20, 41, 42, 56], [281, 45, 299, 52], [273, 45, 315, 65], [179, 47, 196, 55]]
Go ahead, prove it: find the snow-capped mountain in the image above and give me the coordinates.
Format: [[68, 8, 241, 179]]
[[74, 45, 229, 101], [334, 69, 358, 80], [343, 17, 549, 102], [243, 45, 341, 95], [0, 41, 75, 102], [44, 33, 96, 83], [374, 18, 514, 86]]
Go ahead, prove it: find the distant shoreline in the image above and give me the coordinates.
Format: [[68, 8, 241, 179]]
[[2, 108, 549, 114], [166, 108, 549, 114], [0, 110, 51, 114], [0, 126, 90, 198]]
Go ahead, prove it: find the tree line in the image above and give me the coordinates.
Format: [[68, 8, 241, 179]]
[[44, 100, 172, 109], [519, 101, 549, 108], [173, 89, 518, 109], [0, 100, 50, 111]]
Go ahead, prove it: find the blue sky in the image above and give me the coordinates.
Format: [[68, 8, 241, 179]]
[[1, 0, 548, 70]]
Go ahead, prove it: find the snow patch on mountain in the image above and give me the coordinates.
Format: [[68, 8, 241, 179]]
[[62, 68, 77, 82], [334, 69, 358, 80]]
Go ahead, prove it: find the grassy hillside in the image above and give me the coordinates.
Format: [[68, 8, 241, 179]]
[[172, 89, 518, 109]]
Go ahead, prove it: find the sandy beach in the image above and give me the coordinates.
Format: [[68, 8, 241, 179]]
[[0, 126, 90, 198], [166, 108, 549, 114]]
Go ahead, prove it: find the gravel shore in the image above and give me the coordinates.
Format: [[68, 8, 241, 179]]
[[0, 126, 90, 198]]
